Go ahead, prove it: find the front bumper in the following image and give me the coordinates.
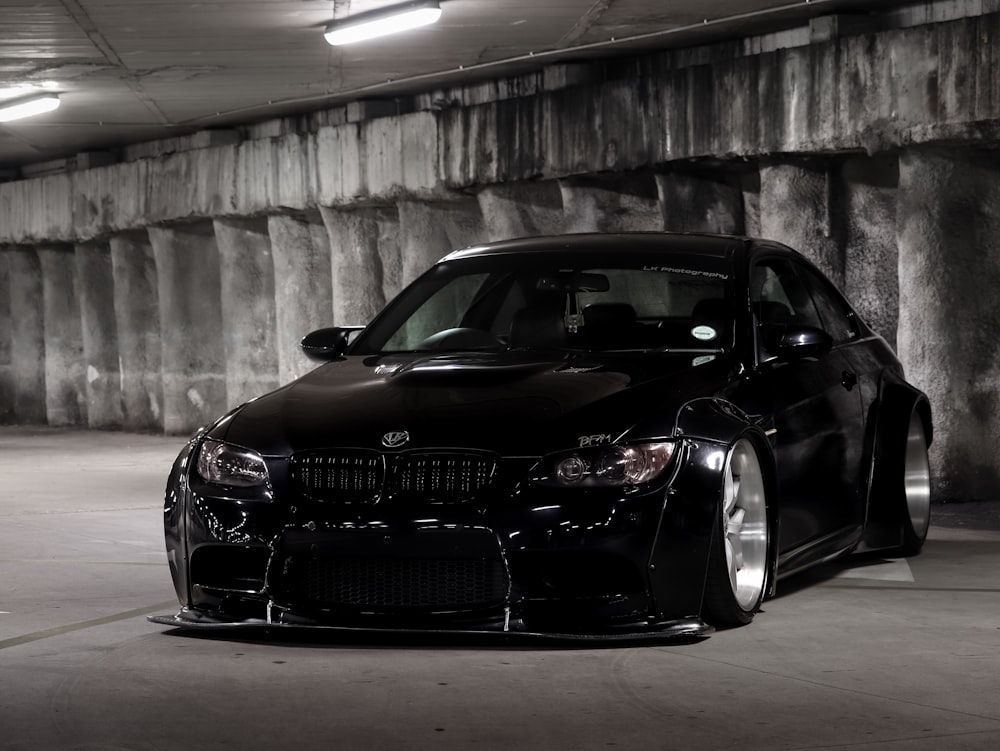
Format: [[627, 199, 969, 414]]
[[161, 438, 725, 637]]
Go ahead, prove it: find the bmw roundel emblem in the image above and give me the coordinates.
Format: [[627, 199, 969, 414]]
[[382, 430, 410, 448]]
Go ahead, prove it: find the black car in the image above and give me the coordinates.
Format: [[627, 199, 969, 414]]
[[152, 233, 932, 639]]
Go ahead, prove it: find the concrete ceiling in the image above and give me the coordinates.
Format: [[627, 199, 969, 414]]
[[1, 0, 906, 172]]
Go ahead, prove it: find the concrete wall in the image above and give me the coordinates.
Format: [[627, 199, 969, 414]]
[[0, 250, 12, 423], [0, 9, 997, 500]]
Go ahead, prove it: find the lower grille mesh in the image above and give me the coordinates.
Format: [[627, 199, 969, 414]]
[[300, 556, 509, 610]]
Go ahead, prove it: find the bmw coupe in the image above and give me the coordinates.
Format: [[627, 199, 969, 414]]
[[152, 233, 932, 639]]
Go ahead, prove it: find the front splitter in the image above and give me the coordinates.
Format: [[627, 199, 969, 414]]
[[148, 610, 713, 643]]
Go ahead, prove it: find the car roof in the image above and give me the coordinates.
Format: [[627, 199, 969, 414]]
[[441, 232, 750, 262]]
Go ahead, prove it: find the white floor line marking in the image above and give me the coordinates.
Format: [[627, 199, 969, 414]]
[[834, 558, 914, 582]]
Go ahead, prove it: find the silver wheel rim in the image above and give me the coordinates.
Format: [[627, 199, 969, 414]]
[[722, 439, 769, 610], [904, 413, 931, 540]]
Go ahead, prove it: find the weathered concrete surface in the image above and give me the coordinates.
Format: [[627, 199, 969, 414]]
[[842, 155, 900, 346], [37, 246, 86, 427], [110, 232, 163, 432], [267, 213, 331, 384], [477, 181, 565, 241], [741, 171, 763, 238], [760, 160, 845, 290], [7, 14, 1000, 243], [321, 206, 401, 327], [6, 248, 46, 423], [0, 250, 12, 422], [656, 170, 745, 234], [0, 174, 73, 243], [149, 224, 226, 435], [214, 217, 280, 406], [76, 241, 123, 429], [397, 199, 487, 287], [560, 175, 662, 233], [897, 148, 1000, 500]]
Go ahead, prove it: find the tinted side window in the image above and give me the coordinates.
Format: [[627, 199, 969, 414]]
[[798, 266, 859, 344], [751, 260, 823, 326], [751, 259, 824, 360]]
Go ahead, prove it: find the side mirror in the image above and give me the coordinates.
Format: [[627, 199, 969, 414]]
[[300, 326, 363, 361], [761, 323, 833, 361]]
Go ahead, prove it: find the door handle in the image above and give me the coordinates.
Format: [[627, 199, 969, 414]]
[[841, 370, 858, 391]]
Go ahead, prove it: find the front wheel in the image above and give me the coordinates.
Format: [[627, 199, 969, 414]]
[[703, 438, 770, 627]]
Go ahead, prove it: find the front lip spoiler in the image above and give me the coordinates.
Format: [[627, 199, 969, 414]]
[[148, 610, 713, 643]]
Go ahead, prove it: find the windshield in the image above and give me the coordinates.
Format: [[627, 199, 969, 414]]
[[352, 251, 733, 355]]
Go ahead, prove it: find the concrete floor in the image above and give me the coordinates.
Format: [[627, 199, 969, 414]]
[[1, 426, 998, 751]]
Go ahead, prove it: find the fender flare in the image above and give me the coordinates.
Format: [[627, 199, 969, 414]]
[[861, 372, 932, 550], [648, 398, 780, 619]]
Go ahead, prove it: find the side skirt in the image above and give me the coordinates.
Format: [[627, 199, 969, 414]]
[[777, 524, 864, 580]]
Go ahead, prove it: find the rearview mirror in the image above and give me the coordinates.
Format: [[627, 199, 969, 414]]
[[536, 272, 610, 293]]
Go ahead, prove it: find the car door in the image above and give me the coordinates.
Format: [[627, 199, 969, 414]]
[[740, 254, 867, 556]]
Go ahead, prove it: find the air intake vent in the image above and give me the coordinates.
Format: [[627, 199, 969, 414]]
[[300, 556, 509, 610]]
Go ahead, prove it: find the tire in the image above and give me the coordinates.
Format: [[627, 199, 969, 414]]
[[897, 410, 931, 556], [703, 437, 770, 627]]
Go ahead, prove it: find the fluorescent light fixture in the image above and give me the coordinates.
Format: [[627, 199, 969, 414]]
[[325, 0, 441, 46], [0, 94, 60, 123]]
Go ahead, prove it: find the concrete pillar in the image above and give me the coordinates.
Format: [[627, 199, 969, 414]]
[[0, 250, 12, 423], [760, 160, 845, 290], [559, 174, 662, 234], [655, 170, 744, 234], [842, 155, 899, 346], [213, 217, 280, 406], [37, 245, 87, 426], [76, 240, 123, 428], [267, 212, 332, 384], [397, 199, 487, 287], [6, 247, 46, 423], [897, 148, 1000, 500], [320, 206, 401, 327], [149, 224, 226, 435], [110, 231, 163, 432], [741, 170, 762, 239], [476, 181, 565, 241]]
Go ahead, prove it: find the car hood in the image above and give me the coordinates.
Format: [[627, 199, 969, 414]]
[[217, 351, 733, 456]]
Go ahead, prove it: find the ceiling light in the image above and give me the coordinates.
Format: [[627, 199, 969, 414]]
[[0, 94, 60, 123], [324, 1, 441, 46]]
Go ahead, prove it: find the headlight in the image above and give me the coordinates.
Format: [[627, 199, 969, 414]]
[[531, 442, 677, 488], [195, 439, 269, 488]]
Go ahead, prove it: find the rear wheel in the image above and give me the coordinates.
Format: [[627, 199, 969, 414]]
[[897, 411, 931, 556], [703, 438, 770, 627]]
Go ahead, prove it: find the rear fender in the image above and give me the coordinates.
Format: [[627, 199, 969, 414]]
[[861, 374, 932, 550]]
